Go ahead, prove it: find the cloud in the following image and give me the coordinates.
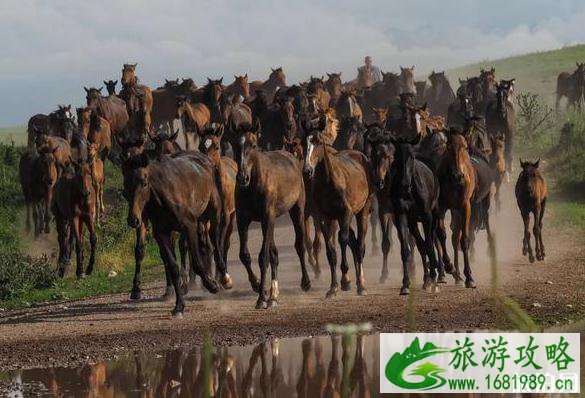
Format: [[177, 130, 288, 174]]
[[0, 0, 583, 126]]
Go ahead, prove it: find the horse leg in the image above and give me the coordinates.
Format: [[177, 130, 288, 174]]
[[186, 224, 219, 294], [86, 218, 97, 276], [353, 207, 369, 296], [521, 210, 535, 263], [379, 212, 392, 283], [56, 217, 68, 277], [432, 211, 446, 284], [422, 213, 440, 290], [223, 213, 235, 265], [289, 204, 311, 292], [532, 209, 542, 261], [32, 203, 40, 238], [461, 203, 476, 288], [338, 213, 352, 292], [407, 218, 431, 290], [154, 229, 185, 317], [72, 217, 85, 279], [436, 210, 453, 275], [210, 209, 232, 289], [303, 215, 317, 275], [257, 213, 275, 309], [538, 198, 546, 260], [25, 202, 31, 233], [322, 219, 339, 298], [505, 128, 513, 174], [451, 211, 463, 284], [237, 214, 260, 292], [268, 241, 279, 308], [370, 201, 379, 255], [178, 233, 191, 288], [312, 218, 323, 278], [396, 213, 412, 295], [130, 224, 147, 300]]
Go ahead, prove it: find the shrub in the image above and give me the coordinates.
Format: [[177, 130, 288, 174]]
[[0, 252, 56, 300]]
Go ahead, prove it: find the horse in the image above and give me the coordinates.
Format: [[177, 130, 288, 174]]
[[303, 126, 373, 297], [225, 74, 250, 101], [249, 67, 287, 103], [148, 128, 181, 157], [307, 76, 331, 112], [199, 124, 237, 266], [371, 108, 388, 127], [480, 67, 498, 110], [119, 63, 154, 138], [414, 80, 427, 105], [425, 71, 456, 119], [334, 90, 362, 121], [334, 116, 365, 151], [490, 134, 506, 211], [27, 105, 76, 148], [52, 161, 97, 278], [152, 79, 198, 143], [104, 80, 118, 96], [435, 127, 477, 288], [222, 97, 253, 154], [234, 120, 311, 308], [175, 95, 211, 150], [85, 87, 129, 137], [515, 159, 547, 263], [20, 150, 56, 236], [127, 152, 233, 316], [87, 143, 105, 225], [361, 72, 401, 123], [77, 107, 112, 161], [35, 134, 72, 174], [398, 66, 416, 94], [256, 96, 297, 151], [556, 63, 585, 110], [486, 79, 516, 173], [325, 72, 343, 105]]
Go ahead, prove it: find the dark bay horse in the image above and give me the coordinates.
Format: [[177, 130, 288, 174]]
[[435, 128, 477, 288], [325, 72, 343, 105], [225, 74, 250, 100], [361, 72, 401, 124], [234, 121, 311, 308], [52, 161, 97, 278], [152, 79, 198, 138], [127, 152, 232, 316], [104, 80, 118, 96], [85, 87, 129, 137], [256, 96, 297, 151], [27, 105, 76, 148], [303, 129, 373, 297], [515, 159, 547, 263], [174, 95, 211, 149], [334, 90, 362, 121], [249, 67, 287, 103], [307, 77, 331, 112], [334, 116, 365, 151], [425, 71, 455, 119], [77, 107, 112, 161], [556, 63, 585, 110], [119, 63, 154, 138], [486, 79, 516, 173]]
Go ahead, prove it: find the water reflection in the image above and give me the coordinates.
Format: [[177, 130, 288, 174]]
[[3, 334, 377, 398], [1, 333, 576, 397]]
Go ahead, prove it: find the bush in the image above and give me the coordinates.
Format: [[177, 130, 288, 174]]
[[0, 251, 56, 300]]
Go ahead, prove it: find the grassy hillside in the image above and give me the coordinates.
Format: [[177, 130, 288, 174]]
[[448, 44, 585, 104], [0, 126, 26, 146]]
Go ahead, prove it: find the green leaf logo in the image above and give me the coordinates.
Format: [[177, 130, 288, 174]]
[[385, 337, 450, 390]]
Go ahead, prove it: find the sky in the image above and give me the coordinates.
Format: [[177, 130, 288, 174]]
[[1, 0, 585, 127]]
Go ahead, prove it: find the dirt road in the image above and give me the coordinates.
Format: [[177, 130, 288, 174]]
[[1, 184, 584, 370]]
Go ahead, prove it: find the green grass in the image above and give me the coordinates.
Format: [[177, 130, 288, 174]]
[[550, 201, 585, 230], [0, 126, 26, 146], [449, 44, 585, 104]]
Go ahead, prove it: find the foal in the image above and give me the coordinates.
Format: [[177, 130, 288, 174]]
[[515, 160, 547, 263], [303, 129, 373, 297], [234, 120, 311, 309]]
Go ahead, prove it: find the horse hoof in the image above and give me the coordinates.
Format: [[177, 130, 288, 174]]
[[422, 282, 430, 291], [76, 273, 86, 280], [204, 279, 220, 294], [522, 248, 528, 256], [162, 288, 174, 301], [465, 280, 477, 289], [130, 290, 142, 300], [432, 284, 441, 293], [268, 299, 278, 308], [250, 278, 261, 293], [340, 278, 351, 291], [221, 274, 233, 290], [301, 278, 311, 292], [357, 287, 368, 296], [400, 287, 410, 296], [255, 299, 268, 310], [171, 309, 184, 319], [443, 262, 454, 274], [437, 275, 447, 284], [325, 288, 338, 298], [529, 255, 535, 264]]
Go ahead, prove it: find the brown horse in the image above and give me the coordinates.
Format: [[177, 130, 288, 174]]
[[52, 161, 97, 278], [149, 128, 180, 157], [361, 71, 402, 123], [256, 96, 297, 151], [35, 135, 72, 173], [175, 95, 211, 148], [371, 107, 388, 126], [515, 159, 547, 263], [399, 66, 416, 94], [225, 74, 250, 100], [199, 124, 237, 265], [480, 67, 498, 109], [425, 71, 456, 119], [489, 134, 506, 211], [325, 72, 343, 104], [85, 87, 129, 137], [303, 126, 373, 297], [119, 63, 154, 138], [556, 62, 585, 110], [435, 127, 477, 288], [307, 76, 331, 112], [127, 152, 232, 315], [486, 79, 516, 173], [414, 80, 427, 105], [152, 79, 198, 141], [249, 67, 287, 103], [234, 120, 311, 308], [77, 107, 112, 160], [87, 143, 105, 225], [334, 90, 362, 121]]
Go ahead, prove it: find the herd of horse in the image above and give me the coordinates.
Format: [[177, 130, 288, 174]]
[[19, 61, 552, 316]]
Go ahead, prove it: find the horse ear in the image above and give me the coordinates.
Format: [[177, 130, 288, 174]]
[[98, 87, 103, 93], [207, 78, 213, 84], [271, 67, 276, 72], [84, 87, 90, 93], [338, 72, 342, 77], [411, 65, 415, 70], [326, 73, 331, 78], [534, 159, 540, 168], [244, 73, 248, 79], [219, 77, 223, 84], [103, 81, 107, 86]]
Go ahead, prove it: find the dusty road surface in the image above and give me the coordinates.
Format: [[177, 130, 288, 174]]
[[1, 184, 584, 370]]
